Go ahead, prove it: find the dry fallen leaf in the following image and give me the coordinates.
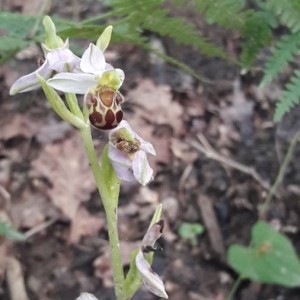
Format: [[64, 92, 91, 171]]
[[125, 79, 185, 165], [36, 120, 72, 144], [171, 138, 198, 163], [69, 207, 104, 244], [31, 133, 95, 220], [0, 114, 37, 140], [128, 79, 184, 135]]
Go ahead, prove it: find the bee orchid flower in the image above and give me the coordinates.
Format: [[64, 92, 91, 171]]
[[108, 120, 156, 186], [47, 43, 125, 94], [47, 29, 126, 130], [10, 17, 80, 95]]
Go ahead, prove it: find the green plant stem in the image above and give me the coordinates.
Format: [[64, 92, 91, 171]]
[[67, 96, 125, 299], [65, 93, 84, 120], [79, 125, 126, 300], [260, 127, 300, 219], [226, 276, 243, 300]]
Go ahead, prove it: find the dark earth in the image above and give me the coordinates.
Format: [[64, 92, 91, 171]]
[[1, 1, 300, 300]]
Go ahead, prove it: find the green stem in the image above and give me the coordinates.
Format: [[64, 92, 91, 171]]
[[260, 127, 300, 219], [79, 124, 126, 300], [226, 276, 243, 300]]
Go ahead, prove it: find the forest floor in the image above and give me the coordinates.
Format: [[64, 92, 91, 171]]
[[1, 1, 300, 300]]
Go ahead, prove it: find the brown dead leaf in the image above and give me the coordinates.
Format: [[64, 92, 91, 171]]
[[93, 250, 113, 287], [0, 114, 37, 140], [69, 207, 104, 244], [31, 134, 95, 220], [10, 189, 58, 229], [128, 79, 184, 135], [171, 138, 198, 163], [36, 120, 72, 144]]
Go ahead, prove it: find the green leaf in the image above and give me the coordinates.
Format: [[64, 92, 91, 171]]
[[178, 222, 204, 246], [38, 75, 87, 129], [124, 205, 163, 299], [228, 221, 300, 287], [266, 0, 300, 32], [0, 11, 36, 61], [0, 222, 25, 241], [194, 0, 247, 30]]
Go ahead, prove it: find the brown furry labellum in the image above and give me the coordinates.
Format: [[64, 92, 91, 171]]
[[85, 86, 124, 130]]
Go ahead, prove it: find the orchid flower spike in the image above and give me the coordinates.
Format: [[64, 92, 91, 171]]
[[108, 120, 156, 186], [136, 220, 168, 299], [47, 26, 124, 95], [10, 16, 80, 95]]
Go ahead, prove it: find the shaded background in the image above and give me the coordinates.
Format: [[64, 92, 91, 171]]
[[1, 0, 300, 300]]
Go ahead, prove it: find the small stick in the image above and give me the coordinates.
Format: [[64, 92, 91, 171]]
[[6, 257, 29, 300], [189, 134, 270, 191], [197, 195, 225, 258], [24, 218, 56, 239]]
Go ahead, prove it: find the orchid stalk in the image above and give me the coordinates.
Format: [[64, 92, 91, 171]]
[[10, 16, 167, 300]]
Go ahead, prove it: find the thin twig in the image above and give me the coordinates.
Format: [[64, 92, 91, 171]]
[[29, 0, 51, 39], [189, 134, 270, 191], [24, 218, 56, 239], [6, 257, 29, 300]]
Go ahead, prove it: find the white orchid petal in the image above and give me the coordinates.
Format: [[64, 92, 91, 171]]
[[115, 68, 125, 88], [140, 141, 156, 155], [80, 43, 106, 74], [132, 151, 153, 186], [135, 250, 168, 299], [48, 73, 96, 94], [76, 293, 99, 300], [9, 60, 52, 95], [47, 48, 80, 72], [105, 63, 114, 70], [108, 146, 136, 182], [110, 121, 156, 155]]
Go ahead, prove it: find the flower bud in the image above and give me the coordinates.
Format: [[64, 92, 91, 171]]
[[135, 220, 168, 298], [43, 16, 64, 49], [96, 25, 113, 52]]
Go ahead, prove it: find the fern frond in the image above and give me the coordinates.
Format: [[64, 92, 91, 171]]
[[260, 33, 300, 87], [241, 12, 272, 69], [274, 70, 300, 122], [106, 0, 229, 59], [0, 11, 36, 59], [266, 0, 300, 32], [142, 10, 228, 59], [193, 0, 247, 30]]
